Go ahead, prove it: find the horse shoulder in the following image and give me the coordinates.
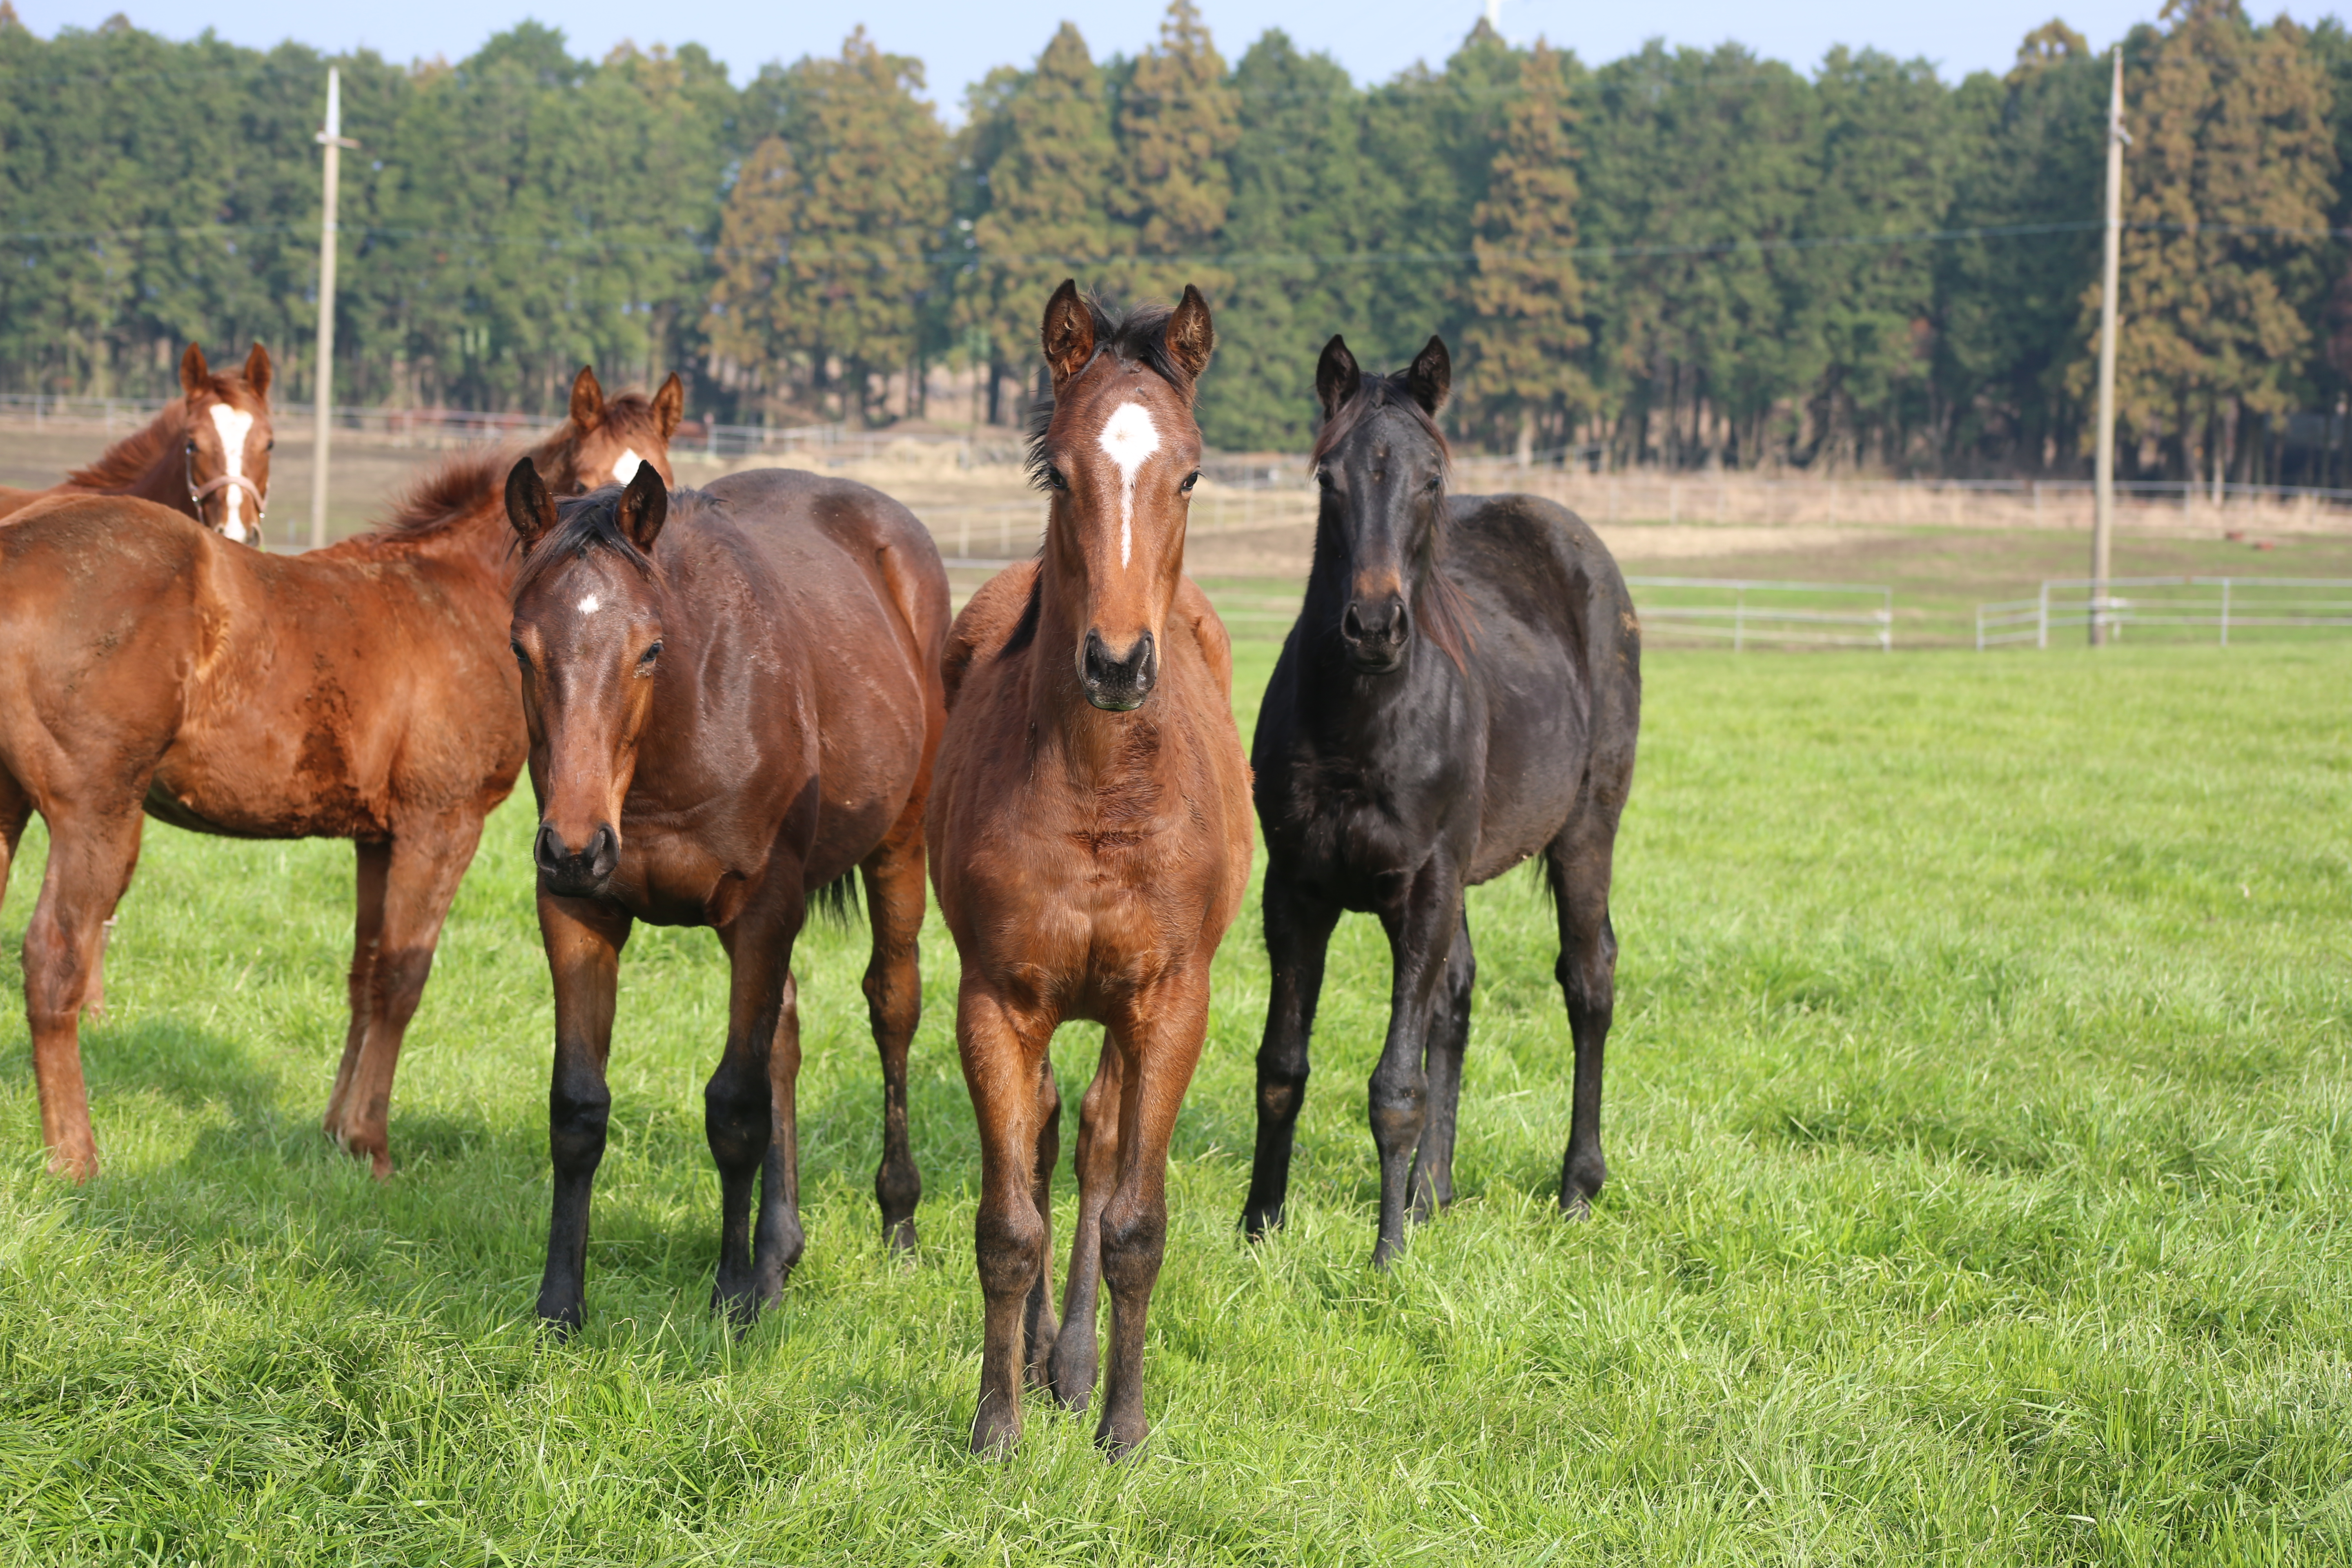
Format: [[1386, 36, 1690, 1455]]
[[1170, 577, 1233, 703], [942, 561, 1040, 711]]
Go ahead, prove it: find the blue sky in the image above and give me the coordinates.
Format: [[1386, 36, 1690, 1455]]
[[10, 0, 2344, 106]]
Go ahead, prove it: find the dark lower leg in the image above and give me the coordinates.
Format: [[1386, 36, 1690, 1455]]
[[1410, 913, 1475, 1223], [1243, 883, 1336, 1238], [706, 1045, 775, 1325], [1023, 1056, 1062, 1389], [1369, 879, 1457, 1267], [537, 1053, 611, 1333], [1559, 919, 1614, 1217], [1049, 1039, 1123, 1411], [751, 973, 806, 1306]]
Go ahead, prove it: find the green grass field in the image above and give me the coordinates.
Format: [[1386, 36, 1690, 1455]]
[[2, 639, 2348, 1565]]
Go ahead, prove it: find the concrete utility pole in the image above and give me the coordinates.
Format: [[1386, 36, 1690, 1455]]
[[1485, 0, 1502, 32], [2090, 49, 2129, 646], [310, 68, 356, 550]]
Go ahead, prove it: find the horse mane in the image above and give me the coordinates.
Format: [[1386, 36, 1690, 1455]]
[[1025, 297, 1190, 492], [1311, 371, 1476, 673], [65, 399, 187, 490], [369, 445, 518, 542], [512, 483, 659, 600]]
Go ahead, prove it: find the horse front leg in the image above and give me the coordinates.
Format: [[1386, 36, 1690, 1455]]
[[326, 812, 486, 1177], [1047, 1035, 1121, 1412], [21, 798, 147, 1181], [956, 977, 1055, 1455], [321, 839, 388, 1140], [1410, 905, 1475, 1223], [1242, 870, 1339, 1238], [1093, 973, 1212, 1459], [1368, 862, 1461, 1267], [708, 889, 801, 1328], [534, 891, 630, 1334]]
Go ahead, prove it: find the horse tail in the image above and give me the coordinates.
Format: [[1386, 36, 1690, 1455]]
[[811, 870, 862, 926]]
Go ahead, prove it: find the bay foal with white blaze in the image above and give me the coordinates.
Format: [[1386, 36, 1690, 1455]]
[[930, 283, 1253, 1456]]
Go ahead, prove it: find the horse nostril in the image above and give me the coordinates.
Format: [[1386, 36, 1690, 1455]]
[[1388, 601, 1410, 644], [590, 823, 618, 873], [1343, 603, 1366, 641], [534, 823, 564, 872]]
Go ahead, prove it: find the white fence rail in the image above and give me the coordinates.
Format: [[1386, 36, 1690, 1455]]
[[1976, 577, 2352, 648], [1626, 578, 1893, 651]]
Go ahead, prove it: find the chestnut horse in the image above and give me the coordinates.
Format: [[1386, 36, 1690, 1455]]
[[1244, 335, 1641, 1266], [504, 459, 947, 1332], [0, 343, 276, 543], [929, 283, 1252, 1457], [0, 366, 680, 1180]]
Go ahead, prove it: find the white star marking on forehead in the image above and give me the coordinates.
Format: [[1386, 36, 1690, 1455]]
[[1096, 402, 1161, 568], [577, 594, 601, 614], [209, 403, 255, 543], [611, 448, 642, 485]]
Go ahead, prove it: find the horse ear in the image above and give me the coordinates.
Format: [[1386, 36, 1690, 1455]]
[[242, 342, 272, 399], [1165, 284, 1216, 387], [651, 372, 684, 440], [1040, 280, 1095, 388], [1315, 335, 1361, 419], [505, 457, 558, 551], [179, 342, 209, 399], [568, 365, 606, 430], [616, 457, 668, 554], [1406, 336, 1451, 415]]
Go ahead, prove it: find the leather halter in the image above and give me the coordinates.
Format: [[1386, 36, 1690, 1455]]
[[184, 438, 267, 530]]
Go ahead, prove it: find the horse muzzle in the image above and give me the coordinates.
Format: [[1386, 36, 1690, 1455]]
[[535, 820, 620, 897], [1080, 628, 1157, 712], [1341, 595, 1411, 673]]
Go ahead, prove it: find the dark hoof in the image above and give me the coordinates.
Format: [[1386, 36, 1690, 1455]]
[[884, 1216, 919, 1256], [710, 1284, 766, 1335], [1094, 1414, 1149, 1460], [536, 1303, 584, 1341], [1240, 1205, 1283, 1241], [1559, 1190, 1593, 1221], [971, 1407, 1021, 1458]]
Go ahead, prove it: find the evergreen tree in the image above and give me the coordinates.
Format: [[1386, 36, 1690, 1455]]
[[960, 24, 1116, 417], [706, 29, 949, 424], [1108, 0, 1240, 306], [1461, 41, 1591, 462], [1194, 31, 1374, 450], [2089, 0, 2335, 483]]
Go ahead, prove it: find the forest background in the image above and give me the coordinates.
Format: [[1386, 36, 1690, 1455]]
[[1, 0, 2347, 482]]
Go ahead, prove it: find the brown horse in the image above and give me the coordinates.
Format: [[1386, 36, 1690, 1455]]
[[929, 282, 1253, 1457], [0, 365, 680, 1181], [504, 457, 947, 1332], [0, 343, 277, 543]]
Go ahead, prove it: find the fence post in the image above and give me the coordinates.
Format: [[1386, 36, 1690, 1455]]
[[1976, 603, 1986, 651], [1881, 589, 1893, 653], [2038, 580, 2049, 649], [1668, 482, 1679, 524], [2220, 578, 2231, 647], [1734, 585, 1746, 653]]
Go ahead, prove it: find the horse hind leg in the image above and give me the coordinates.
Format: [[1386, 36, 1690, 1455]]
[[1022, 1054, 1062, 1391], [858, 802, 928, 1251], [1546, 819, 1620, 1218], [21, 800, 147, 1181], [1410, 906, 1475, 1224], [325, 814, 483, 1178], [1047, 1033, 1122, 1413], [322, 840, 390, 1140]]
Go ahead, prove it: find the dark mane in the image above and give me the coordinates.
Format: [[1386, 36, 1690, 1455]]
[[1310, 371, 1451, 473], [65, 399, 189, 490], [1025, 296, 1192, 491], [512, 482, 659, 600], [1312, 371, 1474, 671]]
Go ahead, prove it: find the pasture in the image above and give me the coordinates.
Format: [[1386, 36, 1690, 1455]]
[[0, 637, 2346, 1564]]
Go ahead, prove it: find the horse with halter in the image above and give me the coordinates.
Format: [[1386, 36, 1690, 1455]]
[[0, 343, 276, 544], [1243, 334, 1641, 1267], [0, 365, 681, 1182], [929, 282, 1253, 1457], [504, 456, 948, 1334]]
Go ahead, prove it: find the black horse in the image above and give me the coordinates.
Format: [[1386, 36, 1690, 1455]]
[[1242, 334, 1642, 1266]]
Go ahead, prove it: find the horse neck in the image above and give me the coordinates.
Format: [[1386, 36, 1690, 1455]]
[[74, 405, 192, 511]]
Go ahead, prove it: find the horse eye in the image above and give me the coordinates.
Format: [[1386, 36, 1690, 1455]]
[[1046, 466, 1069, 492], [638, 641, 662, 665], [1314, 467, 1333, 489], [1179, 471, 1199, 494], [510, 640, 532, 670], [265, 439, 275, 451]]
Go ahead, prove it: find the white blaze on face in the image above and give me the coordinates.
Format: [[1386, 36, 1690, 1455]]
[[209, 403, 255, 543], [577, 594, 601, 615], [611, 448, 643, 486], [1095, 402, 1161, 569]]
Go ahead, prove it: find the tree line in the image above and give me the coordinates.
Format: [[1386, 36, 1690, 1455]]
[[0, 0, 2343, 480]]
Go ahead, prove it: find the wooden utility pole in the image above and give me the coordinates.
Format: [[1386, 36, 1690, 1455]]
[[309, 68, 356, 550], [2090, 49, 2128, 646]]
